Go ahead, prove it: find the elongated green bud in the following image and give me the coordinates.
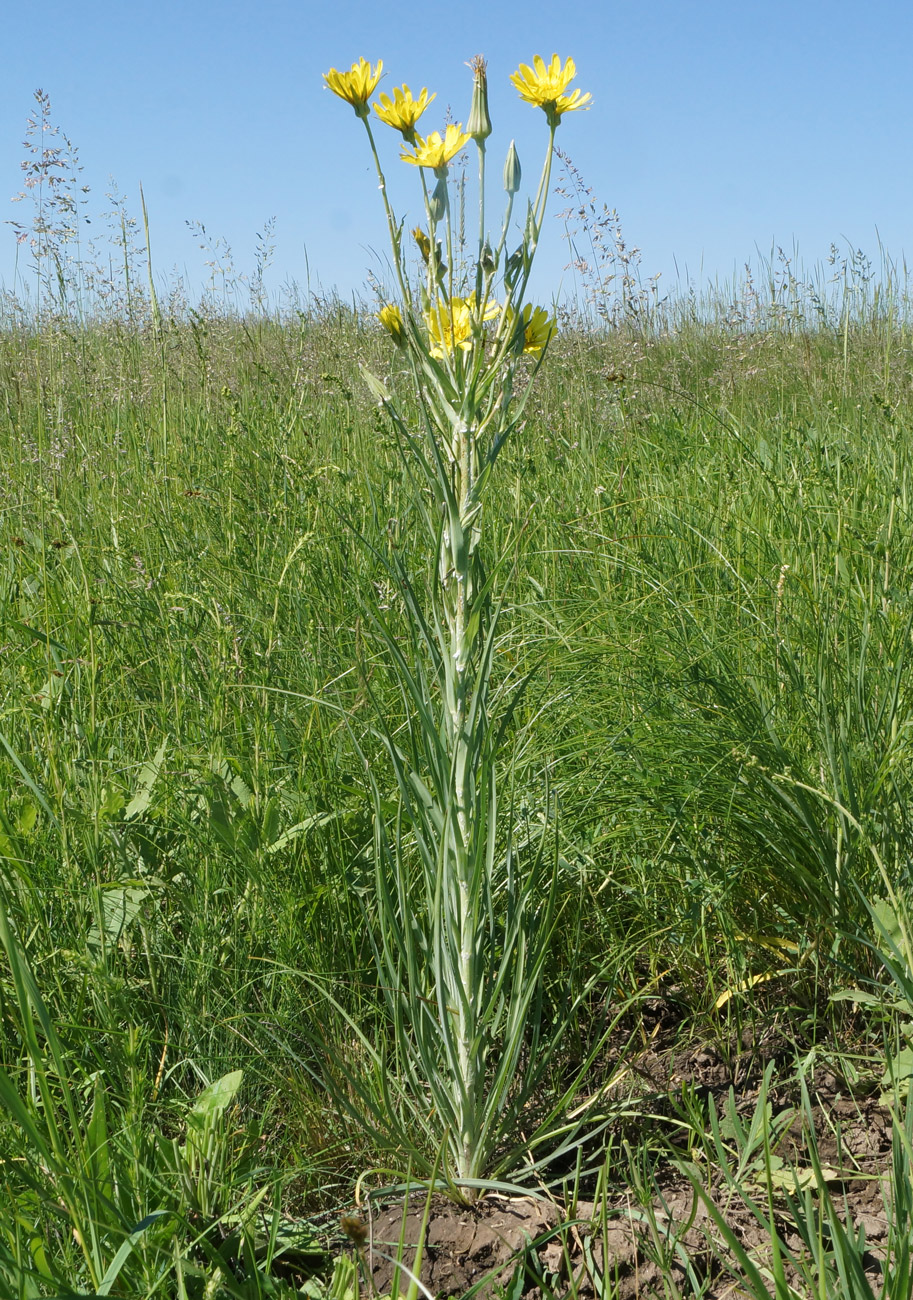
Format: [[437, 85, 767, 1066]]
[[504, 246, 524, 289], [467, 54, 492, 141], [429, 176, 448, 223], [503, 139, 521, 194]]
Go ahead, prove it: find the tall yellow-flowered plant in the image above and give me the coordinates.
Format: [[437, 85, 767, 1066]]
[[322, 52, 589, 1199]]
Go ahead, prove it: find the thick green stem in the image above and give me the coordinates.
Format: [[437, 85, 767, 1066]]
[[361, 117, 410, 305], [474, 141, 486, 305], [532, 124, 557, 236], [419, 171, 437, 302], [494, 190, 515, 271], [512, 123, 557, 314], [441, 412, 482, 1185], [444, 181, 456, 310]]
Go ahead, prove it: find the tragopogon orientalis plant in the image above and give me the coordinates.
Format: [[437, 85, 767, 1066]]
[[322, 52, 592, 1199]]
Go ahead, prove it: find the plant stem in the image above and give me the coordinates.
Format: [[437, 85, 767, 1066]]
[[475, 141, 486, 305], [361, 118, 410, 305]]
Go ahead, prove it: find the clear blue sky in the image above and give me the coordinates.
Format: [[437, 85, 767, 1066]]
[[1, 0, 909, 309]]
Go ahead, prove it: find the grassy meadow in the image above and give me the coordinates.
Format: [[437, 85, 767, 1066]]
[[4, 225, 913, 1295]]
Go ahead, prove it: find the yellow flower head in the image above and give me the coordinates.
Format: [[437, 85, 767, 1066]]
[[378, 303, 405, 342], [413, 227, 447, 280], [324, 58, 383, 119], [401, 124, 471, 174], [425, 294, 498, 359], [509, 54, 591, 126], [426, 297, 473, 359], [520, 304, 557, 356], [374, 85, 435, 138]]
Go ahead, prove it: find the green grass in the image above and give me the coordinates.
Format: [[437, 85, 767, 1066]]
[[3, 279, 913, 1292]]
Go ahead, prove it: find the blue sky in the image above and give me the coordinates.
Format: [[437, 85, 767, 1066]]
[[1, 0, 909, 309]]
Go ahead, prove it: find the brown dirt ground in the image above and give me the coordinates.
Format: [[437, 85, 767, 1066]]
[[323, 999, 897, 1298], [354, 1095, 892, 1298]]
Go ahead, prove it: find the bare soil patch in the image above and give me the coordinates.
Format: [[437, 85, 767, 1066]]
[[332, 1014, 896, 1298]]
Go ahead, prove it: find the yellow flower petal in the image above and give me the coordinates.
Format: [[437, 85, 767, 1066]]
[[424, 293, 497, 358], [509, 54, 590, 125], [425, 297, 472, 358], [324, 58, 383, 118], [374, 84, 435, 134], [521, 304, 557, 355], [401, 123, 471, 171], [378, 304, 405, 341]]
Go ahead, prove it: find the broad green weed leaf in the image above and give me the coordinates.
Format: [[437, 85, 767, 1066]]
[[94, 1211, 175, 1296], [87, 884, 154, 952], [830, 986, 897, 1010], [208, 795, 237, 850], [188, 1069, 243, 1129], [229, 771, 254, 807], [266, 813, 336, 853], [86, 1078, 113, 1206], [16, 799, 37, 834], [360, 365, 391, 405], [264, 1218, 326, 1264], [765, 1163, 858, 1191], [262, 795, 281, 847], [873, 897, 906, 956], [880, 1047, 913, 1104], [98, 787, 126, 819], [125, 741, 167, 820]]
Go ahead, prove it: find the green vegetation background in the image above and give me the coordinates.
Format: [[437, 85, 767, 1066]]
[[2, 267, 913, 1286]]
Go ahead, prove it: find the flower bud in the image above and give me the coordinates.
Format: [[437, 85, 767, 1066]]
[[504, 246, 525, 289], [467, 55, 492, 142], [524, 200, 535, 242], [377, 303, 405, 344], [428, 176, 449, 224], [503, 140, 521, 195], [480, 240, 496, 274]]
